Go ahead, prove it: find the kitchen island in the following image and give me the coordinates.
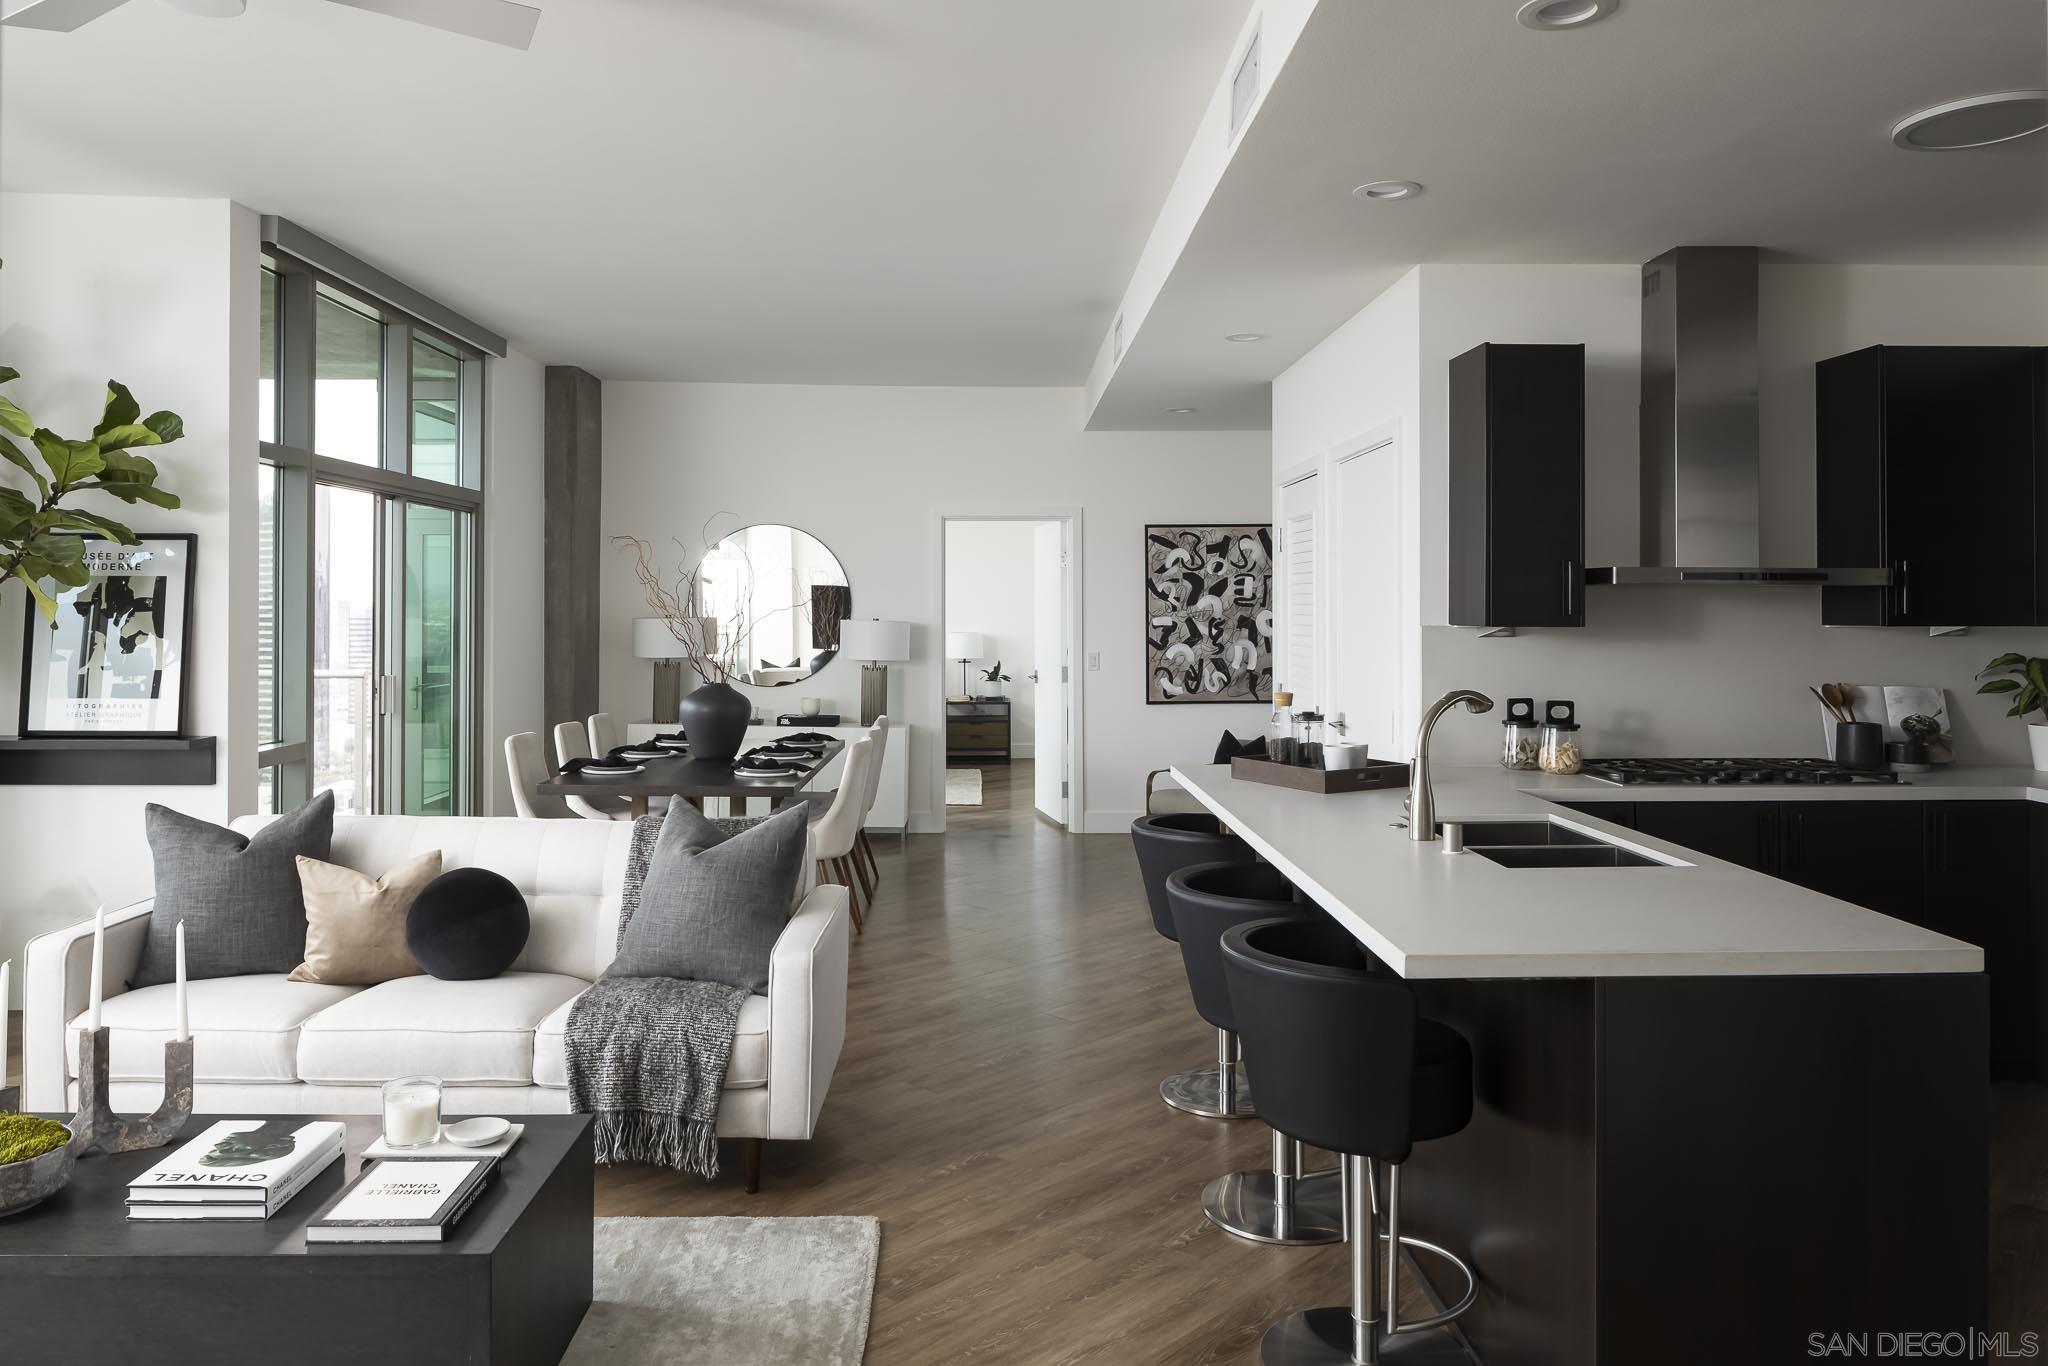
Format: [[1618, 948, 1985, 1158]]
[[1170, 762, 1990, 1366]]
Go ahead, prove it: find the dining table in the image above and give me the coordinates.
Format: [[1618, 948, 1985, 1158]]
[[534, 738, 845, 819]]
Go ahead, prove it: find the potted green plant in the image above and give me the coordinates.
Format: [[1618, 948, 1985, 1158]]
[[1974, 653, 2048, 770], [978, 660, 1011, 699], [0, 370, 184, 619]]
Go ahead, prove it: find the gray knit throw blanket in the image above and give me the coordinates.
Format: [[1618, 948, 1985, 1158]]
[[565, 814, 746, 1177]]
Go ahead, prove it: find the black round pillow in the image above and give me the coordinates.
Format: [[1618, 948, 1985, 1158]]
[[406, 867, 530, 981]]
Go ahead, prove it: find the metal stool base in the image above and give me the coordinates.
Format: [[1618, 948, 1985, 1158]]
[[1159, 1066, 1257, 1119], [1202, 1168, 1344, 1246], [1260, 1307, 1473, 1365]]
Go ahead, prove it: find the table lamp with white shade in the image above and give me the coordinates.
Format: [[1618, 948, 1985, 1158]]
[[945, 631, 985, 701], [634, 617, 717, 724], [840, 619, 911, 726]]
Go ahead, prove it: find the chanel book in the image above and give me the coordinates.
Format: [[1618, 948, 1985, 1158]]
[[127, 1119, 345, 1217], [305, 1157, 495, 1244]]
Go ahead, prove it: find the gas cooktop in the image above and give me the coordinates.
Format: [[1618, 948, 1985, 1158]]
[[1578, 757, 1902, 786]]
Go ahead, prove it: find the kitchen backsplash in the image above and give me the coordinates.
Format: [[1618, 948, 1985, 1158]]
[[1418, 586, 2048, 767]]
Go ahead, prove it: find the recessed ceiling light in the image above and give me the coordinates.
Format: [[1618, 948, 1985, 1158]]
[[1891, 90, 2048, 150], [1166, 408, 1197, 415], [1352, 180, 1423, 202], [1515, 0, 1615, 29], [1224, 333, 1267, 343]]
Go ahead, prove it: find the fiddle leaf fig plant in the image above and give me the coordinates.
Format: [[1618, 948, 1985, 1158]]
[[1975, 653, 2048, 721], [0, 369, 183, 622]]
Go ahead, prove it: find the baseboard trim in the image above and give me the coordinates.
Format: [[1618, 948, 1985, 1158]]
[[1081, 809, 1144, 834]]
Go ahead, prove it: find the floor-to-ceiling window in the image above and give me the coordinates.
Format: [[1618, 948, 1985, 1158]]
[[256, 239, 485, 816]]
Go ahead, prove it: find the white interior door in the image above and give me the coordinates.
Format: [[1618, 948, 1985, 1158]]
[[1332, 439, 1403, 759], [1031, 521, 1067, 826], [1278, 472, 1320, 708]]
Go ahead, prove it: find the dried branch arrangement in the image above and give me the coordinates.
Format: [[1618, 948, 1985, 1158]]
[[613, 531, 738, 686]]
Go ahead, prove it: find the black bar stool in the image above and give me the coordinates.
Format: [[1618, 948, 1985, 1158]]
[[1167, 862, 1344, 1247], [1222, 916, 1478, 1366], [1130, 812, 1258, 1119]]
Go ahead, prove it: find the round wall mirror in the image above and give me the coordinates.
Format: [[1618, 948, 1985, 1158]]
[[692, 524, 851, 687]]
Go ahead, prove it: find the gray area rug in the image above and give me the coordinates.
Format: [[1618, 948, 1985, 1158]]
[[565, 1216, 880, 1366], [945, 768, 983, 806]]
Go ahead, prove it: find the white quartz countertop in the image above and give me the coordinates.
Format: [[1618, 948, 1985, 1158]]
[[1168, 763, 1992, 980], [1514, 763, 2048, 804]]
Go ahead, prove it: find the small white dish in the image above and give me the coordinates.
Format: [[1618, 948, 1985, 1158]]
[[577, 763, 644, 777], [654, 738, 689, 750], [443, 1116, 512, 1147], [616, 748, 669, 760]]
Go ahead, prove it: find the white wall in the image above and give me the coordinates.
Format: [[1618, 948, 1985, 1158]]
[[944, 519, 1045, 753], [481, 347, 546, 815], [599, 383, 1269, 831], [1276, 260, 2048, 768], [0, 193, 259, 993]]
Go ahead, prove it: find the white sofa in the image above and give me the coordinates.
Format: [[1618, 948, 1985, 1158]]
[[22, 815, 850, 1183]]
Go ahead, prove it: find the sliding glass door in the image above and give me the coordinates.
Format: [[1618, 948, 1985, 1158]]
[[257, 250, 483, 816]]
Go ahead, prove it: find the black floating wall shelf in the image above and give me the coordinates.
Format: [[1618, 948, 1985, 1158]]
[[0, 736, 216, 786]]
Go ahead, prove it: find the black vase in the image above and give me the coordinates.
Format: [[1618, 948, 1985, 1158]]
[[1835, 721, 1885, 772], [678, 681, 750, 763]]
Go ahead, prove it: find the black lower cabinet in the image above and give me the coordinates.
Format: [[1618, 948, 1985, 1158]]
[[1777, 801, 1926, 923], [1630, 801, 1778, 874]]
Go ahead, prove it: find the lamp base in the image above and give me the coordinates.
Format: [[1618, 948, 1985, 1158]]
[[859, 663, 889, 727], [651, 659, 683, 725]]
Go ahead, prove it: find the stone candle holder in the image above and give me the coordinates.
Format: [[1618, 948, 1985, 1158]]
[[68, 1027, 192, 1156]]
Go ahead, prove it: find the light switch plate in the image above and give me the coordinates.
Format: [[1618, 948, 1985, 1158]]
[[1086, 652, 1102, 671]]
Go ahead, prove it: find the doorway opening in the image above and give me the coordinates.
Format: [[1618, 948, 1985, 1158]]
[[938, 516, 1078, 833]]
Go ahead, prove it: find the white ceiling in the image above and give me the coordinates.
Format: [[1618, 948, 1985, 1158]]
[[1091, 0, 2048, 429], [0, 0, 1250, 381]]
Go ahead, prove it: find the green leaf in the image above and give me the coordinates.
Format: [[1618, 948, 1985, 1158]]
[[2027, 660, 2048, 706], [31, 429, 103, 487], [11, 565, 57, 623], [0, 366, 20, 384], [43, 508, 137, 543], [0, 395, 33, 439], [93, 423, 161, 453], [1979, 678, 2022, 694], [140, 410, 184, 444], [0, 485, 36, 535], [86, 480, 179, 508], [0, 433, 47, 498], [97, 381, 141, 436], [95, 447, 160, 482], [1980, 653, 2028, 674]]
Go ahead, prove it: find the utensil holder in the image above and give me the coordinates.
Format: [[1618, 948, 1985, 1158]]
[[68, 1027, 193, 1156], [1835, 721, 1885, 772]]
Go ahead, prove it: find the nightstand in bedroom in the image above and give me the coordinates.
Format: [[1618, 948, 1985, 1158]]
[[946, 698, 1011, 761]]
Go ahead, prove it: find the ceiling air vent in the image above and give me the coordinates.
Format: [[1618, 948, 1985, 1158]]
[[1229, 23, 1262, 140]]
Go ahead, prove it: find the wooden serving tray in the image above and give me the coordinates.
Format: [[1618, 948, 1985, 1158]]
[[1230, 755, 1410, 794]]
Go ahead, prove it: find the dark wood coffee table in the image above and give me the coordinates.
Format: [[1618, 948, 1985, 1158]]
[[0, 1113, 593, 1366]]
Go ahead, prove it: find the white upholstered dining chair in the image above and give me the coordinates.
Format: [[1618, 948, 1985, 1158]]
[[586, 711, 626, 758], [811, 735, 877, 934], [851, 717, 888, 888], [504, 732, 571, 818], [552, 721, 635, 821]]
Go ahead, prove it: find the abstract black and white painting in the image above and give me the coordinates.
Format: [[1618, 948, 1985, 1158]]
[[19, 533, 195, 737], [1144, 524, 1272, 704]]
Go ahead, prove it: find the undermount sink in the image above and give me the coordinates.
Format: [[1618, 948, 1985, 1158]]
[[1440, 816, 1677, 869], [1469, 844, 1663, 869]]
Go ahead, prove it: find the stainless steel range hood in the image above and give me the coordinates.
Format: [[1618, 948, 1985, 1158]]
[[1586, 245, 1890, 588]]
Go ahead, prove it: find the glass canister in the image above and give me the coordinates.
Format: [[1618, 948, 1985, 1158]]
[[1296, 711, 1324, 768], [1536, 699, 1584, 775], [1268, 691, 1298, 765], [1499, 697, 1539, 770]]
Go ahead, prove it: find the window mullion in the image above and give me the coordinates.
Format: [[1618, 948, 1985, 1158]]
[[383, 319, 412, 476]]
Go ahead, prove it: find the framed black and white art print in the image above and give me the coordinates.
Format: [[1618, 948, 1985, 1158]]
[[1144, 524, 1272, 705], [19, 533, 196, 737]]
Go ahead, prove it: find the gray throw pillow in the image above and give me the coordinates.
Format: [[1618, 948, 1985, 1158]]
[[610, 801, 808, 994], [132, 791, 335, 986]]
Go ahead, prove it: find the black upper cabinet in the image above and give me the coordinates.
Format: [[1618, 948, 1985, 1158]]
[[1448, 343, 1585, 628], [1818, 345, 2047, 627]]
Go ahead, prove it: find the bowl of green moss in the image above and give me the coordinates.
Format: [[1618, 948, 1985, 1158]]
[[0, 1114, 77, 1218]]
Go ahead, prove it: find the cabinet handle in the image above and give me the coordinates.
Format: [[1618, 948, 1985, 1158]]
[[1787, 809, 1804, 870], [1898, 560, 1910, 618], [1563, 559, 1578, 620]]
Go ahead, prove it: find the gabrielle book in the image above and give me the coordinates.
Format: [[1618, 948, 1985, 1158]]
[[127, 1119, 346, 1218], [306, 1157, 496, 1244]]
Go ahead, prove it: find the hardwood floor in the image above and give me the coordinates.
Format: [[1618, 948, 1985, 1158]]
[[6, 781, 2043, 1359]]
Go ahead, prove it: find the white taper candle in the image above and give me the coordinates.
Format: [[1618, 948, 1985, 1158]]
[[175, 920, 189, 1043], [88, 903, 106, 1031]]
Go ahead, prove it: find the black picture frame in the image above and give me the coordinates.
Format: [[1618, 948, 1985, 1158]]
[[18, 532, 197, 738], [1143, 523, 1273, 705]]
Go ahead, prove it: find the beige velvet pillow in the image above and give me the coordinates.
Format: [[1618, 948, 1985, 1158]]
[[289, 850, 441, 985]]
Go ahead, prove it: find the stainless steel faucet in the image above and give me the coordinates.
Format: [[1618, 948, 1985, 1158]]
[[1408, 689, 1495, 842]]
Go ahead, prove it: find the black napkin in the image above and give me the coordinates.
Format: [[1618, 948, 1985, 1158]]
[[780, 731, 834, 744], [560, 756, 636, 776], [749, 743, 817, 758], [734, 756, 802, 774], [648, 730, 688, 744]]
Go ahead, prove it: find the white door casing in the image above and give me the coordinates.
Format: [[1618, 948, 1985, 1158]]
[[1031, 521, 1067, 826]]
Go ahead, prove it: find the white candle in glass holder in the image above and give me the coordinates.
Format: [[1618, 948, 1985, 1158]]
[[87, 904, 106, 1031], [382, 1077, 442, 1148], [174, 921, 189, 1043]]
